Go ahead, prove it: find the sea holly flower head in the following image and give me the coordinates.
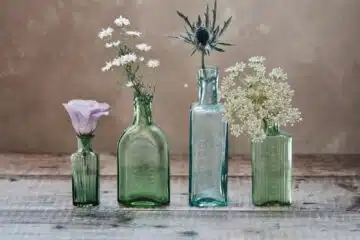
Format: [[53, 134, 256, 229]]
[[171, 0, 233, 69], [63, 100, 110, 136]]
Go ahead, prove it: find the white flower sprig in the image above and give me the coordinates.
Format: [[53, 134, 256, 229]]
[[99, 15, 160, 100], [220, 56, 302, 142]]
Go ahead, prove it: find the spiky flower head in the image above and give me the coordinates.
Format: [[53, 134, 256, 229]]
[[173, 0, 233, 57]]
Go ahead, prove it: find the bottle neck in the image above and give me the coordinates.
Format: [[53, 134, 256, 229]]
[[77, 135, 93, 151], [197, 66, 219, 105], [263, 119, 280, 136], [133, 94, 153, 125]]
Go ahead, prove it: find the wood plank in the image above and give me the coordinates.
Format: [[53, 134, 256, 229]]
[[0, 212, 358, 240], [0, 153, 359, 177], [0, 177, 359, 239], [0, 177, 358, 212]]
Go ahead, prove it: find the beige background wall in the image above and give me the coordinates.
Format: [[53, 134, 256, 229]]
[[0, 0, 359, 154]]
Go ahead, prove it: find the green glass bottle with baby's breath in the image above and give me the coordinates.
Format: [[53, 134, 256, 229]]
[[251, 120, 292, 206]]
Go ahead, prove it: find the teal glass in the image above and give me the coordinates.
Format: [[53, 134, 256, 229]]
[[71, 135, 99, 207], [251, 120, 292, 206], [117, 93, 170, 207], [189, 66, 229, 207]]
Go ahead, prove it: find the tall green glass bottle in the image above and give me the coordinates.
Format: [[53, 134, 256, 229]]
[[71, 135, 100, 207], [117, 93, 170, 207], [251, 120, 292, 206]]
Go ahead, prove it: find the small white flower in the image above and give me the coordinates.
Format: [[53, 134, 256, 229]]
[[112, 57, 121, 66], [125, 53, 137, 62], [98, 27, 114, 39], [136, 43, 151, 51], [105, 42, 113, 48], [114, 16, 130, 27], [125, 31, 141, 37], [112, 40, 121, 47], [249, 56, 266, 63], [105, 40, 121, 48], [269, 67, 287, 80], [225, 62, 246, 73], [147, 59, 160, 68], [125, 81, 134, 87], [139, 57, 144, 62], [184, 83, 188, 88], [118, 53, 137, 65], [101, 61, 113, 72]]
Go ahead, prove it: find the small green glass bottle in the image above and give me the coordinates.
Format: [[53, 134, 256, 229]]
[[71, 135, 99, 207], [251, 120, 292, 206], [117, 93, 170, 207]]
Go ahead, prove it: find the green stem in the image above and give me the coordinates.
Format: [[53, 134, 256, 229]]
[[201, 51, 205, 70], [201, 51, 207, 78]]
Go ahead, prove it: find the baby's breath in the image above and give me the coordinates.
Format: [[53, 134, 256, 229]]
[[220, 56, 302, 142]]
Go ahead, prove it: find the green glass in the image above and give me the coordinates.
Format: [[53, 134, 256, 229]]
[[71, 135, 99, 207], [251, 120, 292, 206], [117, 93, 170, 207]]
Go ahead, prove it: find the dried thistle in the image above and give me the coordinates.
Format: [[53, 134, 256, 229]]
[[171, 0, 233, 69]]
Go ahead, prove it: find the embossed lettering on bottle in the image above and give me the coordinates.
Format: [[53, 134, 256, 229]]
[[124, 138, 160, 193]]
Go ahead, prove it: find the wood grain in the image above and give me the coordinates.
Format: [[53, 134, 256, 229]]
[[0, 177, 359, 239], [0, 154, 359, 239], [0, 153, 359, 177]]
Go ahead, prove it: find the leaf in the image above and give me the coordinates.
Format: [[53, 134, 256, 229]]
[[216, 42, 234, 46], [212, 0, 217, 31], [176, 11, 194, 31], [134, 64, 140, 74], [219, 16, 232, 37], [168, 35, 192, 44], [190, 48, 197, 56], [213, 46, 225, 52], [185, 26, 193, 41], [213, 25, 220, 37], [179, 34, 193, 44], [196, 15, 202, 27], [205, 4, 209, 28], [166, 35, 181, 39]]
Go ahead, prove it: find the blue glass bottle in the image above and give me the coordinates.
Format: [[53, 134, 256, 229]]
[[189, 66, 229, 207]]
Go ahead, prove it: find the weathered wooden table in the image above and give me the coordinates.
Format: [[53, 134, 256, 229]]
[[0, 154, 359, 240]]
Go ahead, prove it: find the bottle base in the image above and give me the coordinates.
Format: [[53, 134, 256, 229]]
[[118, 198, 170, 208], [190, 197, 227, 207], [253, 200, 291, 207], [73, 201, 99, 207]]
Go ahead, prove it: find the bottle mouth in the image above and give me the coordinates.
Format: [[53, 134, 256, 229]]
[[198, 66, 219, 79], [198, 65, 218, 71]]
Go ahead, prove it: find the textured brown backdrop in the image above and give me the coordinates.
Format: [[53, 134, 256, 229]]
[[0, 0, 360, 154]]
